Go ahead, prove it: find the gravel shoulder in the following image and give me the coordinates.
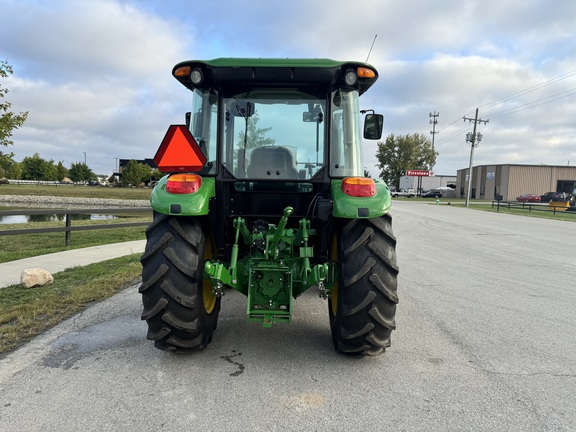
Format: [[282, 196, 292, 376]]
[[0, 195, 150, 208]]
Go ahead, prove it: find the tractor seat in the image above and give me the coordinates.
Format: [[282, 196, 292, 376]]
[[246, 146, 299, 179]]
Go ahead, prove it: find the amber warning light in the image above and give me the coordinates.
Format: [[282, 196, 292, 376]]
[[154, 125, 207, 173]]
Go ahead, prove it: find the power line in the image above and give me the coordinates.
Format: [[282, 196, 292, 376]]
[[478, 68, 576, 111], [485, 87, 576, 120], [435, 123, 470, 146], [437, 115, 462, 133], [429, 68, 576, 146]]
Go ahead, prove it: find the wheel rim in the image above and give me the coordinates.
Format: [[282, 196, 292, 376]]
[[203, 236, 217, 314]]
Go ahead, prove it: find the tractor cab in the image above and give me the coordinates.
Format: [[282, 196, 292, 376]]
[[162, 58, 382, 183]]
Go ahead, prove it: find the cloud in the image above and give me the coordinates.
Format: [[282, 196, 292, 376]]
[[1, 0, 575, 177], [1, 0, 191, 173]]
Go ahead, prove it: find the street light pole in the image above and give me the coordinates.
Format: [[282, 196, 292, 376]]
[[83, 152, 87, 165]]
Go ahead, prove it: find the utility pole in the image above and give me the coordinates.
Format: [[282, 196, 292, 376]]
[[429, 111, 439, 172], [463, 108, 488, 208], [429, 111, 439, 151]]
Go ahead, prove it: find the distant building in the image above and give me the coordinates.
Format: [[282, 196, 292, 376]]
[[111, 158, 158, 183], [116, 159, 157, 174], [399, 174, 456, 192], [456, 164, 576, 201]]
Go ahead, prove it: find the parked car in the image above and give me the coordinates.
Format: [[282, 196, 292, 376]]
[[540, 191, 556, 202], [422, 190, 442, 198], [516, 194, 541, 202], [390, 189, 416, 198]]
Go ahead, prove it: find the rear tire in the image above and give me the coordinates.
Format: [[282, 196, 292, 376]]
[[329, 215, 399, 356], [139, 214, 220, 352]]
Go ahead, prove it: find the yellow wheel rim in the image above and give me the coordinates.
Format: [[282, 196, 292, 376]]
[[203, 236, 217, 314]]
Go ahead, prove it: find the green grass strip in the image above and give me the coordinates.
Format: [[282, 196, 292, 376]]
[[0, 254, 142, 354]]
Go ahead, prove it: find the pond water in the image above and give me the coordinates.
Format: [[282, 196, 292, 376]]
[[0, 214, 120, 224]]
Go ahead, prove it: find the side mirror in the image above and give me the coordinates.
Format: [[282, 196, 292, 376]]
[[363, 113, 383, 140], [185, 112, 191, 128]]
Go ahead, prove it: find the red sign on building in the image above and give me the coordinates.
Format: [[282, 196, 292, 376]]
[[406, 170, 431, 177]]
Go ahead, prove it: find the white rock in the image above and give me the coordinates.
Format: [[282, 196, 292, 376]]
[[21, 268, 54, 288]]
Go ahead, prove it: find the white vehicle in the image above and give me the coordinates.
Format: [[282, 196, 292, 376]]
[[390, 188, 416, 198]]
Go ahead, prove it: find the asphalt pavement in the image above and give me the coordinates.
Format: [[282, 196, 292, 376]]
[[2, 203, 575, 431], [0, 240, 146, 289]]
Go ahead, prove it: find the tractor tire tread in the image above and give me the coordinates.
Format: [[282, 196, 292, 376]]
[[139, 216, 220, 353], [330, 214, 398, 356]]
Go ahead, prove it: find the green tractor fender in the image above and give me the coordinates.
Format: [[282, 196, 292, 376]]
[[150, 175, 215, 215], [331, 179, 392, 219]]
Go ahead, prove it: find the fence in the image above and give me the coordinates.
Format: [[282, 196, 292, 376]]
[[0, 207, 152, 246], [491, 200, 576, 216]]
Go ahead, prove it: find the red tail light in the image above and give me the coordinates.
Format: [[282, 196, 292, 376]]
[[166, 174, 202, 194], [342, 177, 376, 197]]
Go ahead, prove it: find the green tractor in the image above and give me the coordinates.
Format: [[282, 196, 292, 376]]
[[139, 58, 399, 356]]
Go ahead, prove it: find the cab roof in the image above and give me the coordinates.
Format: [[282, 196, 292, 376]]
[[172, 58, 379, 95]]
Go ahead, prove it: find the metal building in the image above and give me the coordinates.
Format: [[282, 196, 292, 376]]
[[398, 174, 456, 191], [456, 164, 576, 201]]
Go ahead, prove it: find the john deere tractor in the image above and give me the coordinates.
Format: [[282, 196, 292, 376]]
[[140, 58, 399, 356]]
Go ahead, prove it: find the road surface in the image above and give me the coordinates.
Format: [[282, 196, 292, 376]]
[[1, 201, 575, 431]]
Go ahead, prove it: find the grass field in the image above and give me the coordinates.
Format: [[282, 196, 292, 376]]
[[392, 196, 576, 222], [473, 204, 576, 221], [0, 183, 152, 200]]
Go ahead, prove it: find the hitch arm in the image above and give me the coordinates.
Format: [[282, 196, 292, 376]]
[[267, 206, 293, 259]]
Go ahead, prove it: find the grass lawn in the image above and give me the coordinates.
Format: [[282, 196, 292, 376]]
[[454, 201, 576, 222], [0, 183, 152, 200], [397, 197, 576, 222]]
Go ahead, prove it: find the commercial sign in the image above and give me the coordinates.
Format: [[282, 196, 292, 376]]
[[405, 170, 431, 177]]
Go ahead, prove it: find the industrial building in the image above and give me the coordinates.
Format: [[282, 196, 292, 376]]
[[398, 174, 456, 191], [456, 164, 576, 201]]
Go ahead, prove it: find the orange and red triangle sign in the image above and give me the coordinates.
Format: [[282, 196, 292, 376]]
[[154, 125, 207, 173]]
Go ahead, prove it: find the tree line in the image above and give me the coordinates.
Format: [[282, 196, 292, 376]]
[[0, 152, 162, 186]]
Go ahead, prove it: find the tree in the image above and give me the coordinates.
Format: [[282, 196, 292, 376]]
[[122, 160, 152, 187], [1, 61, 28, 148], [68, 161, 95, 183], [150, 168, 163, 182], [0, 152, 21, 179], [20, 153, 58, 181], [56, 161, 68, 182], [236, 112, 275, 150], [375, 133, 437, 190]]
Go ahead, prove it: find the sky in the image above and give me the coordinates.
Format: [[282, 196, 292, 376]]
[[1, 0, 575, 178]]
